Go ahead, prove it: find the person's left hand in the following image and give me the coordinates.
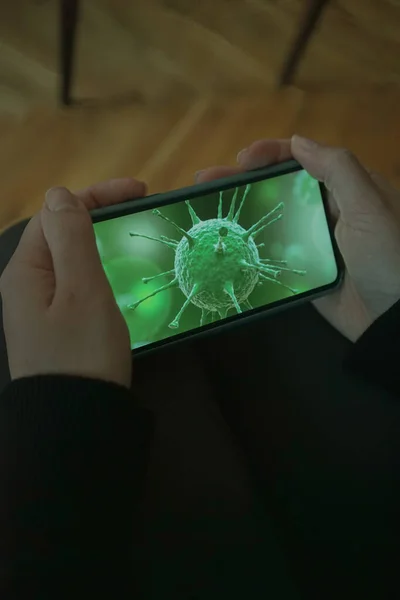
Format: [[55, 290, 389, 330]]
[[1, 178, 146, 387], [195, 139, 293, 184]]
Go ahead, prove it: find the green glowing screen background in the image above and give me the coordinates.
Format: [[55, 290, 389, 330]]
[[94, 171, 338, 349]]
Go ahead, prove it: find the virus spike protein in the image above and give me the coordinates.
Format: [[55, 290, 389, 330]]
[[259, 272, 297, 294], [128, 278, 178, 310], [259, 258, 287, 265], [223, 281, 242, 314], [233, 184, 251, 223], [243, 202, 284, 241], [153, 209, 195, 247], [160, 235, 179, 245], [251, 214, 283, 239], [227, 187, 239, 221], [185, 200, 201, 225], [142, 269, 175, 284], [129, 232, 177, 249], [169, 283, 200, 329], [218, 191, 223, 218]]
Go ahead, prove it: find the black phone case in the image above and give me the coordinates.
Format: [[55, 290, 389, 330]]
[[91, 160, 343, 355]]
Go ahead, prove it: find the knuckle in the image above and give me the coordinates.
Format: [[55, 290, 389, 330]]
[[57, 284, 112, 313], [325, 148, 361, 190], [330, 147, 355, 169], [52, 287, 81, 314], [62, 289, 79, 308]]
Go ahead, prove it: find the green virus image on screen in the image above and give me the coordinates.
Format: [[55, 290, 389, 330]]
[[128, 188, 306, 327], [94, 171, 338, 350]]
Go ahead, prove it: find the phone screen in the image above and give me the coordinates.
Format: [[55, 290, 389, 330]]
[[94, 169, 338, 350]]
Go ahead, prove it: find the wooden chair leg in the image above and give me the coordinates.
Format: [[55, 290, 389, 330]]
[[279, 0, 330, 87], [60, 0, 80, 106]]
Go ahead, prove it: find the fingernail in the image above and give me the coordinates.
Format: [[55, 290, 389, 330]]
[[195, 170, 205, 182], [45, 187, 80, 211], [292, 135, 318, 151], [237, 148, 248, 163]]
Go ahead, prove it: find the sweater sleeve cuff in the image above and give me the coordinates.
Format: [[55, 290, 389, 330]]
[[0, 374, 154, 441], [0, 375, 154, 592]]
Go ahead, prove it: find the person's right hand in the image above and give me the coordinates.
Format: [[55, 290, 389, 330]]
[[0, 178, 146, 387], [291, 137, 400, 341], [197, 137, 400, 342]]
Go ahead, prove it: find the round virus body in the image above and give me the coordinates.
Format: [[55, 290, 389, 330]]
[[127, 184, 306, 329], [175, 218, 259, 315]]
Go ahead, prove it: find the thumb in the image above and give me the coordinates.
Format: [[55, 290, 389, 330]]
[[41, 187, 107, 294], [291, 135, 383, 220]]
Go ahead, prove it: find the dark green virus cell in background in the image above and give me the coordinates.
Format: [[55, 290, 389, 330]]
[[128, 184, 306, 329]]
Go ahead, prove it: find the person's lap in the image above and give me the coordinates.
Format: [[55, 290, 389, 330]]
[[200, 309, 400, 597], [1, 221, 400, 598], [133, 344, 298, 598]]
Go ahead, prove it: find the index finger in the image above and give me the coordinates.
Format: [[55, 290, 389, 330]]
[[196, 166, 243, 184], [74, 178, 147, 210], [237, 139, 292, 170], [195, 139, 292, 185]]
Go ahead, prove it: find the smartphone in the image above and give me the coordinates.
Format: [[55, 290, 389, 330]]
[[91, 160, 342, 353]]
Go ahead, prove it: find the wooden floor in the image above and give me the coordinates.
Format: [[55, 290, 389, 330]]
[[1, 0, 400, 116], [0, 0, 399, 231], [1, 89, 399, 230]]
